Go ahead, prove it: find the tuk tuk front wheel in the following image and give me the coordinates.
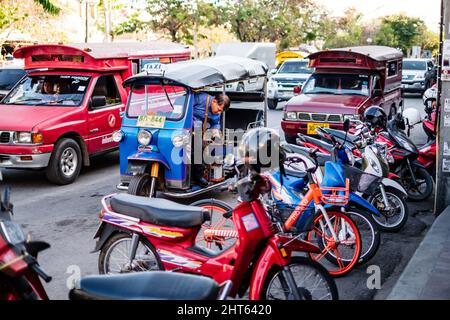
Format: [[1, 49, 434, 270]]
[[128, 173, 156, 197]]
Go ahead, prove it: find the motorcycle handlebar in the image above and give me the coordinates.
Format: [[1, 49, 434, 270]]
[[30, 262, 52, 283]]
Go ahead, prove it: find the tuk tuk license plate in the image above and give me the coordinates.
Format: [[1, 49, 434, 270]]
[[137, 115, 166, 128], [307, 122, 329, 135]]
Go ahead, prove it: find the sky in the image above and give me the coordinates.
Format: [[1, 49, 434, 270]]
[[316, 0, 441, 31]]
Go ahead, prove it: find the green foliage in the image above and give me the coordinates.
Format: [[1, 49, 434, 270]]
[[33, 0, 61, 15], [374, 15, 426, 55], [322, 7, 365, 48], [224, 0, 324, 50]]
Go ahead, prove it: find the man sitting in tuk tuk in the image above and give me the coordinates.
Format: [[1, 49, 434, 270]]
[[192, 92, 231, 187]]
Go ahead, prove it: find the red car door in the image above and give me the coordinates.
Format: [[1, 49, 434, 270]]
[[87, 74, 124, 154]]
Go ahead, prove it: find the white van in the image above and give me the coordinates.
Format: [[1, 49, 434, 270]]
[[212, 42, 276, 92]]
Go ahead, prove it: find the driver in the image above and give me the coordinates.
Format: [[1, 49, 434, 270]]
[[192, 92, 231, 187]]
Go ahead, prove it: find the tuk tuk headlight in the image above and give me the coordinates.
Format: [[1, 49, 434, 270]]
[[172, 132, 190, 147], [137, 130, 152, 146], [112, 130, 124, 143]]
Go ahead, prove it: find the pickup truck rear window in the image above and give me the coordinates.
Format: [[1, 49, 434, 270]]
[[2, 75, 90, 106], [302, 73, 370, 96]]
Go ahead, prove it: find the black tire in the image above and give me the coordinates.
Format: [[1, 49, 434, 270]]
[[261, 257, 338, 300], [45, 138, 82, 185], [236, 83, 245, 92], [369, 188, 409, 232], [402, 166, 434, 201], [128, 173, 154, 197], [342, 207, 380, 265], [268, 98, 278, 110], [284, 134, 297, 144], [98, 232, 163, 275]]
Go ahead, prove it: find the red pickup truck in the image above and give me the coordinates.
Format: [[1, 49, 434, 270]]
[[0, 42, 190, 184], [281, 46, 403, 143]]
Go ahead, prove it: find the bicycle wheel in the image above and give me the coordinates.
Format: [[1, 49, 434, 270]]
[[307, 211, 361, 277], [191, 199, 236, 253], [261, 257, 339, 300]]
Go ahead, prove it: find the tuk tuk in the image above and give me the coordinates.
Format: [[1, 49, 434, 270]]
[[115, 56, 268, 198]]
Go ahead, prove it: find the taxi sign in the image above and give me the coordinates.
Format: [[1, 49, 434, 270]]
[[142, 63, 167, 76]]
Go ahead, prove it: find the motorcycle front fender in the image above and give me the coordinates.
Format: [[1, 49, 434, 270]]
[[381, 178, 407, 196], [347, 192, 381, 217]]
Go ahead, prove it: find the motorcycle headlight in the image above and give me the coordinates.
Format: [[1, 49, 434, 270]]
[[368, 157, 380, 174], [285, 112, 297, 120], [112, 130, 124, 143], [137, 130, 152, 146], [0, 221, 26, 246], [171, 132, 190, 147]]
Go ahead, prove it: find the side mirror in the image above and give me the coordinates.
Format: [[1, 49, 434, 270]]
[[373, 89, 382, 97], [91, 96, 107, 109], [343, 119, 350, 132], [270, 69, 277, 75]]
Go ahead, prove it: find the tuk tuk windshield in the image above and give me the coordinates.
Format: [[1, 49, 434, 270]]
[[127, 83, 187, 120], [302, 73, 370, 96], [2, 75, 90, 106]]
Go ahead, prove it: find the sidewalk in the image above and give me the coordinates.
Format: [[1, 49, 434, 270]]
[[387, 207, 450, 299]]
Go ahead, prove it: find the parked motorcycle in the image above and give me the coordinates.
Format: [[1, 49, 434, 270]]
[[0, 185, 235, 300], [94, 171, 339, 299], [296, 125, 409, 232]]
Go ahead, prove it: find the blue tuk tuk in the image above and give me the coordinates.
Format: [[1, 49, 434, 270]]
[[114, 56, 268, 198]]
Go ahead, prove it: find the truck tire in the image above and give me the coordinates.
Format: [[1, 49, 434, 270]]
[[45, 138, 82, 185], [268, 98, 278, 110]]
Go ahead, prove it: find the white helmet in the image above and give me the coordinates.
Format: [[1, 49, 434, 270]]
[[402, 108, 421, 126], [422, 84, 437, 106]]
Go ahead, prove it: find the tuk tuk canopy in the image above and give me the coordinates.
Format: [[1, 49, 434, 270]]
[[123, 56, 268, 90]]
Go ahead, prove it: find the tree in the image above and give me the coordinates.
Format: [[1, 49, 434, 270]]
[[322, 7, 365, 48], [374, 15, 426, 55], [224, 0, 325, 50], [34, 0, 60, 15]]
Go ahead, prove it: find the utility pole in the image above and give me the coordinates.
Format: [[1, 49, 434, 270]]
[[85, 0, 89, 43], [435, 0, 449, 215]]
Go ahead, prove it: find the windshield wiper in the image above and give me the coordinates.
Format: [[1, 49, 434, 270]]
[[310, 91, 340, 95], [8, 98, 44, 104], [162, 83, 175, 111]]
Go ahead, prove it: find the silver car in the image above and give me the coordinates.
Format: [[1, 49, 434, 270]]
[[401, 58, 436, 94]]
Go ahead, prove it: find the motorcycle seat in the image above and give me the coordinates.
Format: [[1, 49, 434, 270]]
[[69, 271, 220, 300], [110, 194, 210, 228]]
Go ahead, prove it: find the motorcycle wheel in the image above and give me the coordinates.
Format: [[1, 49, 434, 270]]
[[307, 211, 361, 277], [402, 166, 434, 201], [332, 207, 380, 265], [98, 233, 163, 275], [128, 173, 155, 197], [191, 199, 236, 254], [369, 188, 409, 232], [261, 257, 338, 300]]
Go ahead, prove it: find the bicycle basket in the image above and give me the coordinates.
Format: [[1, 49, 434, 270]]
[[319, 178, 350, 205], [344, 166, 382, 195]]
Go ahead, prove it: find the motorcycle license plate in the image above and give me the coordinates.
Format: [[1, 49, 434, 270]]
[[307, 122, 329, 135]]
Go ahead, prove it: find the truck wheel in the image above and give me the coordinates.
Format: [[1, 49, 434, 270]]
[[268, 99, 278, 110], [45, 138, 82, 185]]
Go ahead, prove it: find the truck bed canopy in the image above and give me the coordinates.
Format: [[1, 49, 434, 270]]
[[123, 56, 268, 90], [308, 46, 403, 70], [13, 42, 190, 72]]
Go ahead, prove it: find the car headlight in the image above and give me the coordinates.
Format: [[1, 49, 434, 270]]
[[137, 130, 152, 146], [0, 221, 26, 246], [285, 112, 297, 120], [13, 132, 42, 144], [343, 114, 361, 121], [268, 80, 278, 88], [171, 132, 190, 147], [112, 130, 124, 143]]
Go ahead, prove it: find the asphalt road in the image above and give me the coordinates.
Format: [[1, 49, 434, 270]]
[[0, 94, 435, 300]]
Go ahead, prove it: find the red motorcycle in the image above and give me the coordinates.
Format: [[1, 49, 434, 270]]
[[0, 186, 52, 300], [94, 173, 339, 300]]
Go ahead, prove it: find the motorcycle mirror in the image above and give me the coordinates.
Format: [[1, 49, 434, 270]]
[[24, 241, 51, 258], [343, 119, 350, 132]]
